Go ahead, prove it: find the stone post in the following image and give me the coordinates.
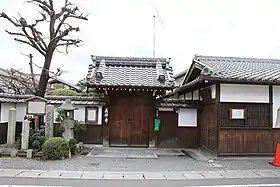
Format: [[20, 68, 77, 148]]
[[45, 105, 54, 138], [21, 120, 30, 150], [7, 108, 16, 146]]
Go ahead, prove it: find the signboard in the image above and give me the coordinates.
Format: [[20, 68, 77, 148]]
[[26, 96, 47, 115], [154, 119, 160, 132]]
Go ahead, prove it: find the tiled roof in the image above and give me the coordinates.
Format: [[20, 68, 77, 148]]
[[194, 55, 280, 83], [0, 93, 105, 105], [84, 55, 175, 89], [48, 77, 81, 91]]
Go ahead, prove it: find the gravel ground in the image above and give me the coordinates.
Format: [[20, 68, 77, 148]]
[[0, 155, 278, 172]]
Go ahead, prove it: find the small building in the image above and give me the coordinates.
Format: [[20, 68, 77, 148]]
[[83, 55, 176, 147], [0, 93, 105, 144], [166, 55, 280, 155]]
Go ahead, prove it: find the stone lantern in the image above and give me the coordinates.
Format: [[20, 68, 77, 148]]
[[58, 99, 77, 141]]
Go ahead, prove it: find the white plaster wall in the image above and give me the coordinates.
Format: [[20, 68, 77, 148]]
[[74, 106, 86, 122], [185, 92, 192, 100], [16, 103, 27, 122], [0, 102, 103, 124], [272, 86, 280, 128], [177, 108, 197, 127], [97, 106, 102, 124], [220, 84, 269, 103], [193, 90, 199, 100], [44, 105, 102, 124], [1, 103, 16, 123], [211, 84, 216, 99], [179, 94, 184, 99]]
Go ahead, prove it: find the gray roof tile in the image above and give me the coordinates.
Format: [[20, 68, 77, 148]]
[[194, 55, 280, 83], [85, 55, 175, 89], [0, 93, 105, 105]]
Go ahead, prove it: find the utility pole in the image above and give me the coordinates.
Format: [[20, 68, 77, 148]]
[[153, 14, 156, 58], [28, 54, 36, 88]]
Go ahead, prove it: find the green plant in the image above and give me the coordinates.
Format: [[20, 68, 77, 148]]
[[31, 140, 41, 151], [42, 137, 69, 160], [53, 123, 64, 137], [29, 128, 46, 152], [69, 138, 78, 156], [52, 89, 78, 96], [74, 121, 86, 141], [55, 108, 65, 123]]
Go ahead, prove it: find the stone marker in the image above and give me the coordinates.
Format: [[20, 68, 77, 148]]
[[10, 148, 18, 157], [26, 149, 33, 159], [21, 120, 30, 150], [7, 108, 16, 146], [45, 105, 54, 138]]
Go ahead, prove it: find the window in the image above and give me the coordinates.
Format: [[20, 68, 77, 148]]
[[85, 107, 98, 123], [229, 108, 246, 120]]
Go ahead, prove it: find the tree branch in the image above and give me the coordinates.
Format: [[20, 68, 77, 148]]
[[25, 0, 52, 14], [0, 12, 21, 27], [5, 30, 26, 37], [1, 0, 88, 97], [31, 12, 46, 27], [0, 69, 36, 95]]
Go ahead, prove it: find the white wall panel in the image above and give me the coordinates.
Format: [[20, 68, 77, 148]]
[[273, 86, 280, 128], [220, 84, 269, 103], [178, 108, 197, 127]]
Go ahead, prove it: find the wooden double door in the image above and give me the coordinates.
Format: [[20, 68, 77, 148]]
[[108, 92, 153, 147]]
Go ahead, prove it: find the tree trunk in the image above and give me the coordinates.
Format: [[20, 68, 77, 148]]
[[35, 52, 54, 97], [34, 49, 54, 130]]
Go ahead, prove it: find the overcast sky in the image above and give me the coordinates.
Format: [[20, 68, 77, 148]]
[[1, 0, 280, 83]]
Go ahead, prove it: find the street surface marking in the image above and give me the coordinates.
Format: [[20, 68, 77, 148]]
[[187, 184, 280, 187]]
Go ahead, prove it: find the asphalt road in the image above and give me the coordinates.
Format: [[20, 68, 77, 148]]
[[0, 177, 280, 187]]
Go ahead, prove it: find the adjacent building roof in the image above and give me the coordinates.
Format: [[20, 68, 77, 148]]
[[193, 55, 280, 84], [48, 77, 81, 92], [84, 55, 175, 89], [0, 93, 105, 105], [174, 69, 188, 86], [157, 98, 201, 108]]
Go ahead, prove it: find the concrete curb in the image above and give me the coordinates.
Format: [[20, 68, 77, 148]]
[[0, 169, 279, 180]]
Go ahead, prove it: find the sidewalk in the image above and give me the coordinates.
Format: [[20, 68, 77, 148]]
[[0, 168, 280, 180]]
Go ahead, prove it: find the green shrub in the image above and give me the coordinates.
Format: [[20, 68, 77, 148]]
[[42, 137, 69, 160], [29, 128, 46, 152], [31, 140, 41, 151], [53, 123, 64, 137], [74, 121, 86, 141], [69, 138, 78, 156], [52, 89, 78, 96]]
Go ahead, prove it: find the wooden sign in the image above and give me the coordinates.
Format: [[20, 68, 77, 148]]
[[26, 96, 48, 115]]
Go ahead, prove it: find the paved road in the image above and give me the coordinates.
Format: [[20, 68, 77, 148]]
[[0, 155, 277, 172], [0, 177, 280, 187]]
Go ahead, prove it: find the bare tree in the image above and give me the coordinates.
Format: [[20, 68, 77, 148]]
[[0, 68, 37, 95], [0, 0, 88, 97], [0, 53, 64, 95]]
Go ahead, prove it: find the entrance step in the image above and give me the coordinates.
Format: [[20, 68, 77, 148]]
[[86, 147, 186, 159], [87, 147, 158, 159]]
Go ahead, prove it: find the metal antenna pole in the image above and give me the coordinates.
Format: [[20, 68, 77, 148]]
[[153, 14, 156, 58]]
